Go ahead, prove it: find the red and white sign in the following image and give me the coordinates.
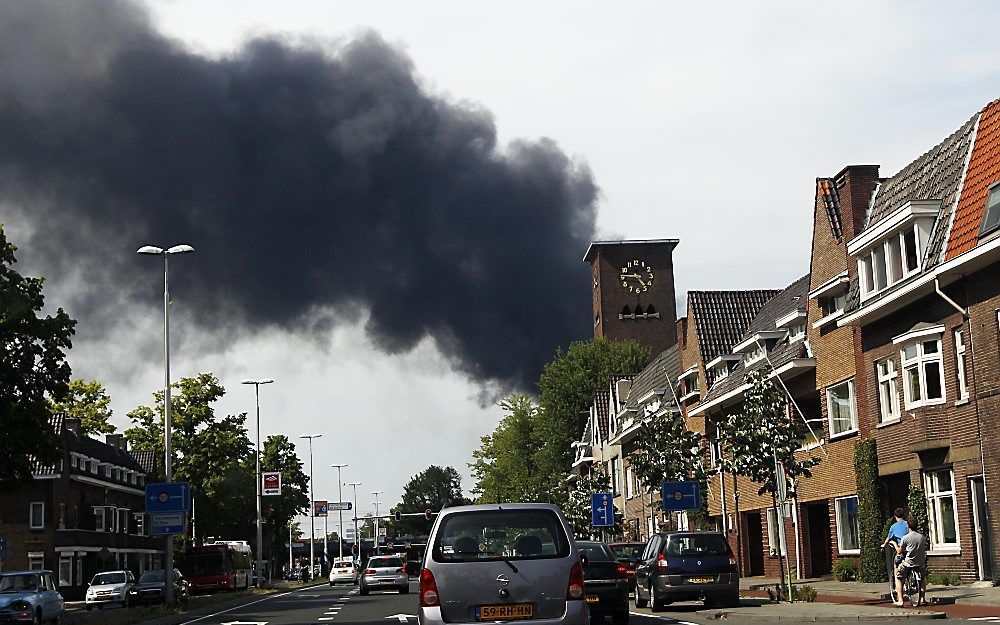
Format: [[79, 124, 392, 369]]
[[314, 500, 328, 517], [262, 472, 281, 496]]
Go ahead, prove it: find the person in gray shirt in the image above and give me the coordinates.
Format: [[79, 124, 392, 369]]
[[893, 525, 928, 606]]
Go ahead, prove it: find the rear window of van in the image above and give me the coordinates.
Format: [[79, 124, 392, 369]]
[[433, 509, 570, 562]]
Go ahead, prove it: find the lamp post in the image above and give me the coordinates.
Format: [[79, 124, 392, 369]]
[[331, 464, 348, 561], [299, 434, 322, 579], [241, 378, 273, 587], [137, 243, 194, 604], [346, 482, 362, 561], [371, 491, 383, 552]]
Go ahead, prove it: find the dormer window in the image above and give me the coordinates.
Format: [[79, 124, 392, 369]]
[[678, 367, 700, 402], [810, 273, 849, 328], [733, 332, 783, 367], [981, 181, 1000, 237], [848, 200, 937, 301], [705, 355, 741, 385]]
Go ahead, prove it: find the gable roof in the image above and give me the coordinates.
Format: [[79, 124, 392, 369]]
[[623, 345, 680, 412], [947, 98, 1000, 259], [867, 112, 979, 268], [593, 390, 610, 441], [688, 290, 781, 364]]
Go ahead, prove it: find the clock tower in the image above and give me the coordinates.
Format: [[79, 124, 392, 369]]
[[585, 239, 679, 355]]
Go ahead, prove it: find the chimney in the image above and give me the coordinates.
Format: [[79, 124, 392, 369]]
[[105, 433, 125, 451], [833, 165, 880, 240], [676, 316, 688, 350], [64, 417, 81, 437]]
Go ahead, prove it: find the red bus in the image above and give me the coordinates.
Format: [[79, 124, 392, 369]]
[[180, 541, 253, 592]]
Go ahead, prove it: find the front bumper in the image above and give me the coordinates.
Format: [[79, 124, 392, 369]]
[[0, 608, 38, 622], [85, 594, 127, 606], [418, 601, 588, 625]]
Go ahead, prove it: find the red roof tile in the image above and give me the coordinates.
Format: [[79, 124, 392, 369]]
[[947, 98, 1000, 259]]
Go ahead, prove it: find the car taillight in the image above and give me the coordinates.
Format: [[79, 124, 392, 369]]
[[567, 562, 585, 600], [420, 568, 439, 607], [397, 567, 407, 573], [616, 563, 628, 579], [656, 553, 669, 571], [365, 569, 376, 574]]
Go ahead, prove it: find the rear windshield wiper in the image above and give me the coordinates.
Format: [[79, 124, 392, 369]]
[[480, 550, 519, 573]]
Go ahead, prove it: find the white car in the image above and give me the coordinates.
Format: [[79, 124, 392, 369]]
[[329, 559, 358, 585], [85, 570, 136, 609]]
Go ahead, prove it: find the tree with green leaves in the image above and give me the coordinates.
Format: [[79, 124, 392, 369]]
[[471, 395, 545, 503], [630, 403, 713, 524], [533, 339, 649, 501], [0, 225, 76, 489], [388, 465, 470, 536], [564, 466, 622, 539], [260, 435, 310, 575], [125, 373, 256, 543], [49, 378, 115, 435]]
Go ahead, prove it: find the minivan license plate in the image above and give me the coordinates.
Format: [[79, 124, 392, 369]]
[[477, 604, 533, 620], [688, 577, 714, 583]]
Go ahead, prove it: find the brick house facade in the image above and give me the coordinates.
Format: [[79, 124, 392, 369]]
[[0, 417, 162, 599]]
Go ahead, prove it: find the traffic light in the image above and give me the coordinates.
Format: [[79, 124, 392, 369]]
[[394, 511, 401, 522], [425, 509, 433, 521]]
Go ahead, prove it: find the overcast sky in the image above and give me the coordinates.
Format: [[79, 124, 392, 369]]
[[5, 1, 1000, 539]]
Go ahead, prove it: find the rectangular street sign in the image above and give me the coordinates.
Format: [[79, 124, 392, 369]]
[[145, 482, 191, 514], [150, 512, 185, 536], [314, 500, 328, 517], [591, 492, 614, 527], [329, 501, 352, 511], [263, 472, 281, 496], [661, 481, 701, 511]]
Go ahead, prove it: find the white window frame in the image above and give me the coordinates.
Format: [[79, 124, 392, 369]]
[[900, 337, 946, 409], [93, 506, 106, 532], [70, 454, 78, 469], [28, 553, 44, 572], [58, 555, 73, 587], [834, 495, 861, 554], [825, 379, 858, 439], [924, 469, 961, 551], [117, 509, 128, 534], [134, 513, 147, 536], [876, 358, 900, 423], [858, 223, 927, 300], [955, 328, 969, 401], [743, 343, 767, 366], [30, 502, 45, 529], [788, 322, 806, 343], [625, 466, 635, 499], [765, 507, 786, 556]]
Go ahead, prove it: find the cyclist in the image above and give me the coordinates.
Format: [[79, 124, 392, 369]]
[[893, 522, 928, 607], [882, 508, 909, 589]]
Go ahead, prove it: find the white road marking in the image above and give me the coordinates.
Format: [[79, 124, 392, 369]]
[[318, 618, 335, 621], [629, 613, 677, 622], [385, 615, 415, 623]]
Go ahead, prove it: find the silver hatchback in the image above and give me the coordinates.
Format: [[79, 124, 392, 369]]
[[418, 503, 587, 625], [360, 556, 409, 595]]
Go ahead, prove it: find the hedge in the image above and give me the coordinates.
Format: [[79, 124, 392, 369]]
[[854, 438, 886, 583]]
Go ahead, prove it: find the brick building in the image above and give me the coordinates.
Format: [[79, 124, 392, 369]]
[[0, 417, 162, 599]]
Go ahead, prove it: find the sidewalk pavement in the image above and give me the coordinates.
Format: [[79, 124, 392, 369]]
[[695, 598, 944, 621], [742, 576, 1000, 607]]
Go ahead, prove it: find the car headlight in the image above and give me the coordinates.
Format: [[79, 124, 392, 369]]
[[11, 601, 30, 611]]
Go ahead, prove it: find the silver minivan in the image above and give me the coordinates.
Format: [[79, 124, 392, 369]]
[[418, 503, 587, 625]]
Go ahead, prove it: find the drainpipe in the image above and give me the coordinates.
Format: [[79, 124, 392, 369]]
[[936, 277, 994, 579]]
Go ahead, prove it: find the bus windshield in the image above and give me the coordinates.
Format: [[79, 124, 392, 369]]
[[183, 550, 229, 576]]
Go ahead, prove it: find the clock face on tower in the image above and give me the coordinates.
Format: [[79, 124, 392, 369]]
[[619, 259, 654, 293]]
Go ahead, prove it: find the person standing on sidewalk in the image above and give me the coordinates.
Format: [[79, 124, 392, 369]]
[[893, 523, 928, 607]]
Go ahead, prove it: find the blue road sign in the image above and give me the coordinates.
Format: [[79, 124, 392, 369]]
[[149, 512, 186, 536], [591, 492, 614, 527], [145, 482, 191, 514], [660, 481, 701, 511]]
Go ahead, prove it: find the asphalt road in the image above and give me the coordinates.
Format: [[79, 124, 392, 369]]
[[155, 580, 991, 625]]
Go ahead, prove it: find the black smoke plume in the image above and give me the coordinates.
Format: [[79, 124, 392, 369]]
[[0, 1, 598, 391]]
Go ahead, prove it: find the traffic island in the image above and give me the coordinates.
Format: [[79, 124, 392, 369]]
[[62, 581, 330, 625]]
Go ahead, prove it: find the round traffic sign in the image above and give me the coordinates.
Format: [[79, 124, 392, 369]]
[[673, 491, 683, 501], [157, 492, 169, 503]]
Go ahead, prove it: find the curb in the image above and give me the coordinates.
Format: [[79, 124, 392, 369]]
[[703, 610, 947, 621]]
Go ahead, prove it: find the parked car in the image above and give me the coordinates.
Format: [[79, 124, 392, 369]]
[[576, 541, 629, 625], [85, 570, 136, 609], [634, 531, 739, 610], [0, 570, 64, 624], [607, 542, 645, 592], [360, 556, 408, 595], [134, 569, 189, 605], [329, 559, 358, 585], [417, 503, 588, 625]]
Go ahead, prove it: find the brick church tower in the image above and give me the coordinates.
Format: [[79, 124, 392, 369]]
[[584, 239, 679, 355]]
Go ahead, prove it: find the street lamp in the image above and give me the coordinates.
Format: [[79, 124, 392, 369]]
[[371, 491, 383, 551], [299, 434, 322, 579], [137, 243, 194, 604], [330, 464, 348, 562], [242, 378, 274, 587], [346, 482, 362, 561]]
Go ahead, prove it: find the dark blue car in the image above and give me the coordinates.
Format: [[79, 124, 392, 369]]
[[634, 532, 739, 610]]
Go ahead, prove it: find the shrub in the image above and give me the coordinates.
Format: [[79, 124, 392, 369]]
[[993, 572, 1000, 587], [833, 558, 858, 582], [854, 438, 887, 582], [906, 485, 929, 536], [927, 572, 962, 586], [792, 585, 818, 602]]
